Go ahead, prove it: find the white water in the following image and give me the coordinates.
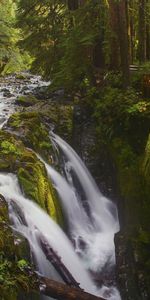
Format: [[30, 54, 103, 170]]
[[0, 171, 121, 300], [0, 73, 50, 128], [0, 173, 98, 295], [49, 133, 119, 272], [0, 75, 121, 299]]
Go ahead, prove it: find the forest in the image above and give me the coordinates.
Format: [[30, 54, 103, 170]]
[[0, 1, 150, 300]]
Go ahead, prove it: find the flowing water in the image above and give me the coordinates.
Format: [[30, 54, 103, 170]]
[[50, 133, 119, 270], [0, 73, 50, 128], [0, 75, 121, 300]]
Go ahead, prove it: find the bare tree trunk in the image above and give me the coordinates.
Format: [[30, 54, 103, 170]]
[[108, 0, 120, 70], [146, 23, 150, 60], [138, 0, 146, 62], [68, 0, 78, 10], [129, 7, 134, 64], [117, 0, 130, 87]]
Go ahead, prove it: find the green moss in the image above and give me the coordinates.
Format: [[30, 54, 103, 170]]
[[17, 161, 63, 225], [7, 112, 52, 161], [0, 130, 63, 225], [1, 140, 22, 155], [0, 196, 33, 300], [0, 195, 15, 257], [16, 95, 38, 107], [39, 104, 73, 141], [110, 134, 150, 294], [142, 133, 150, 180]]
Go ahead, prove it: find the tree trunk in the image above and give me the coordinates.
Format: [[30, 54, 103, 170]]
[[68, 0, 78, 10], [138, 0, 146, 62], [146, 23, 150, 60], [129, 7, 134, 64], [39, 235, 80, 288], [117, 0, 130, 87], [108, 0, 120, 70], [38, 276, 106, 300]]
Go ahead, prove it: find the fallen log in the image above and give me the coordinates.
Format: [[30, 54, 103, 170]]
[[38, 275, 106, 300], [39, 235, 80, 288]]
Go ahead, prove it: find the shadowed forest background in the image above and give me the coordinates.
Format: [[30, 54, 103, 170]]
[[1, 1, 150, 300]]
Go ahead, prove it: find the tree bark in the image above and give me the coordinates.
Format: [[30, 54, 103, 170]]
[[138, 0, 146, 62], [68, 0, 79, 10], [39, 235, 80, 288], [108, 0, 120, 70], [38, 276, 106, 300], [146, 23, 150, 60], [129, 3, 134, 64], [117, 0, 130, 87]]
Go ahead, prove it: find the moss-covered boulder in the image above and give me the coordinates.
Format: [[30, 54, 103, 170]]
[[16, 95, 38, 107], [40, 103, 73, 141], [142, 133, 150, 180], [0, 195, 41, 300], [7, 112, 53, 162], [0, 195, 15, 258], [0, 130, 63, 225], [24, 102, 73, 142], [109, 136, 150, 299]]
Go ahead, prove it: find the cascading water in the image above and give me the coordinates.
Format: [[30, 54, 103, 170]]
[[0, 173, 97, 297], [0, 75, 121, 299], [0, 73, 50, 128], [41, 133, 121, 299], [49, 133, 119, 270]]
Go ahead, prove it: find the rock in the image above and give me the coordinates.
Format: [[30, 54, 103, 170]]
[[109, 135, 150, 299], [0, 195, 15, 257], [0, 195, 35, 300], [15, 95, 38, 107], [32, 86, 51, 99], [3, 90, 13, 98], [0, 130, 63, 225], [15, 73, 28, 80], [115, 231, 150, 300], [7, 111, 53, 161]]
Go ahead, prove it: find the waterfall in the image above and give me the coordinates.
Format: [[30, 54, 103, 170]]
[[48, 133, 120, 273], [0, 173, 97, 297], [0, 73, 121, 300]]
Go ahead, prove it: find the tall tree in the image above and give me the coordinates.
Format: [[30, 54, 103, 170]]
[[0, 0, 28, 74], [117, 0, 130, 87], [138, 0, 146, 62], [68, 0, 79, 10], [108, 0, 120, 70]]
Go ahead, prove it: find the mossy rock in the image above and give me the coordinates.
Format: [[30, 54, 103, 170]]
[[24, 102, 73, 142], [15, 73, 28, 80], [110, 136, 150, 298], [110, 138, 143, 229], [16, 95, 38, 107], [17, 161, 63, 224], [0, 195, 15, 258], [142, 133, 150, 180], [0, 196, 33, 300], [0, 130, 63, 225], [40, 104, 73, 141], [7, 112, 53, 161]]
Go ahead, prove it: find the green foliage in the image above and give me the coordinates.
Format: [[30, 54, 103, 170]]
[[94, 87, 150, 143], [17, 259, 28, 270], [105, 72, 123, 88], [1, 140, 21, 155], [0, 0, 31, 75], [94, 87, 138, 140], [17, 0, 107, 91]]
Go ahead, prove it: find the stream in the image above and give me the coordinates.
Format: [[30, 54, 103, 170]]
[[0, 74, 121, 300]]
